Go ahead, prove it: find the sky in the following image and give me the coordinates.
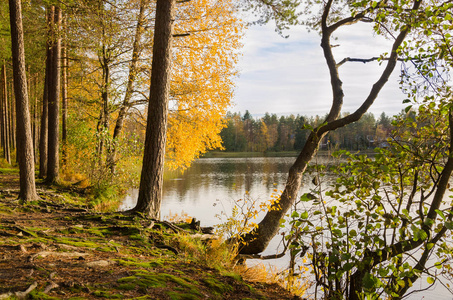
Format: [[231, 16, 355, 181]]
[[232, 20, 409, 118]]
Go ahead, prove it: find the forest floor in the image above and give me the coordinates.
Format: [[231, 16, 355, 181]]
[[0, 168, 300, 300]]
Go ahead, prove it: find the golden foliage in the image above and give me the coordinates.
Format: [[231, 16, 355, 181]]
[[165, 0, 245, 169], [67, 0, 245, 172]]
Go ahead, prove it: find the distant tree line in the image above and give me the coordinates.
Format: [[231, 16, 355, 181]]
[[220, 110, 394, 152]]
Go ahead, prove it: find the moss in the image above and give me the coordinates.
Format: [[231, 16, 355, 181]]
[[202, 276, 232, 294], [92, 290, 124, 298], [117, 282, 135, 291], [0, 167, 19, 174], [23, 237, 50, 244], [166, 291, 200, 300], [15, 227, 38, 237], [95, 246, 116, 252], [164, 274, 199, 289], [116, 258, 164, 269], [221, 271, 242, 282], [117, 274, 166, 289], [128, 233, 145, 241], [28, 291, 60, 300], [54, 237, 100, 248], [0, 205, 13, 215]]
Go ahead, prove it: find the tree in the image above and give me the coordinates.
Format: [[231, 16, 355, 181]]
[[8, 0, 38, 201], [133, 0, 176, 218], [46, 5, 61, 184], [61, 15, 68, 165], [1, 61, 11, 164], [65, 0, 243, 182], [238, 0, 424, 254], [286, 102, 453, 299], [38, 7, 52, 179], [164, 0, 244, 169], [107, 0, 148, 174], [293, 115, 308, 150]]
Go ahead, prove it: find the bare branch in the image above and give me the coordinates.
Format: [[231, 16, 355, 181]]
[[336, 56, 404, 67]]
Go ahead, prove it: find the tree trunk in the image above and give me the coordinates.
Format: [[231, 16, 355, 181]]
[[47, 5, 61, 184], [8, 0, 38, 201], [39, 53, 49, 178], [95, 5, 111, 166], [0, 64, 5, 160], [61, 15, 68, 165], [238, 0, 421, 254], [1, 64, 5, 156], [2, 62, 11, 164], [33, 75, 37, 163], [9, 81, 15, 152], [39, 6, 53, 179], [107, 0, 148, 173], [134, 0, 175, 219]]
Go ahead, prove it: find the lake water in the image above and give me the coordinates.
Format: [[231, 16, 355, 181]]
[[120, 156, 453, 299]]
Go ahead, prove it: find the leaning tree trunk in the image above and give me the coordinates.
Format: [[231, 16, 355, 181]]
[[107, 0, 148, 173], [238, 0, 421, 254], [46, 5, 61, 184], [133, 0, 175, 219], [9, 0, 39, 201]]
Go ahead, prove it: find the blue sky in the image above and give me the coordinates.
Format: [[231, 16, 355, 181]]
[[232, 21, 408, 118]]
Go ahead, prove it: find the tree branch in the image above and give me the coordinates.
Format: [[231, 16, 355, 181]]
[[336, 56, 404, 67]]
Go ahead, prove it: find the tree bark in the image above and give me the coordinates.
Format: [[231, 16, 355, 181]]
[[8, 0, 38, 201], [46, 5, 61, 184], [39, 45, 50, 178], [3, 62, 11, 165], [107, 0, 148, 173], [134, 0, 175, 219], [39, 7, 54, 179], [9, 81, 15, 152], [238, 0, 422, 254], [0, 61, 11, 164], [61, 15, 68, 165], [95, 1, 111, 165]]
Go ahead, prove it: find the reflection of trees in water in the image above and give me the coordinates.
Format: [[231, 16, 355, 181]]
[[162, 157, 306, 201]]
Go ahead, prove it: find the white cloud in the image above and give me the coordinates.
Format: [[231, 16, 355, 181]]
[[232, 21, 407, 118]]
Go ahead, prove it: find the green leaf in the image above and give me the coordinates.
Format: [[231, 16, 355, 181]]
[[301, 211, 308, 219], [436, 209, 446, 220], [362, 273, 377, 291], [427, 277, 435, 284], [378, 268, 389, 277], [300, 193, 314, 202], [405, 105, 413, 113]]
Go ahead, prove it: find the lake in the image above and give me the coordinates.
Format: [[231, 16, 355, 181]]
[[120, 156, 452, 299]]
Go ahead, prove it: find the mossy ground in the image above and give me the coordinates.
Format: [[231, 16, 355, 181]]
[[0, 171, 299, 300]]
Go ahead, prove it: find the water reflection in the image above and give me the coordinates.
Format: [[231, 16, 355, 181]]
[[121, 156, 312, 226]]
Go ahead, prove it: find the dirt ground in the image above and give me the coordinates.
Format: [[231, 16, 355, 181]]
[[0, 171, 301, 300]]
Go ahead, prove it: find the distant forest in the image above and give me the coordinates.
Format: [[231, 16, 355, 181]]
[[220, 110, 394, 152]]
